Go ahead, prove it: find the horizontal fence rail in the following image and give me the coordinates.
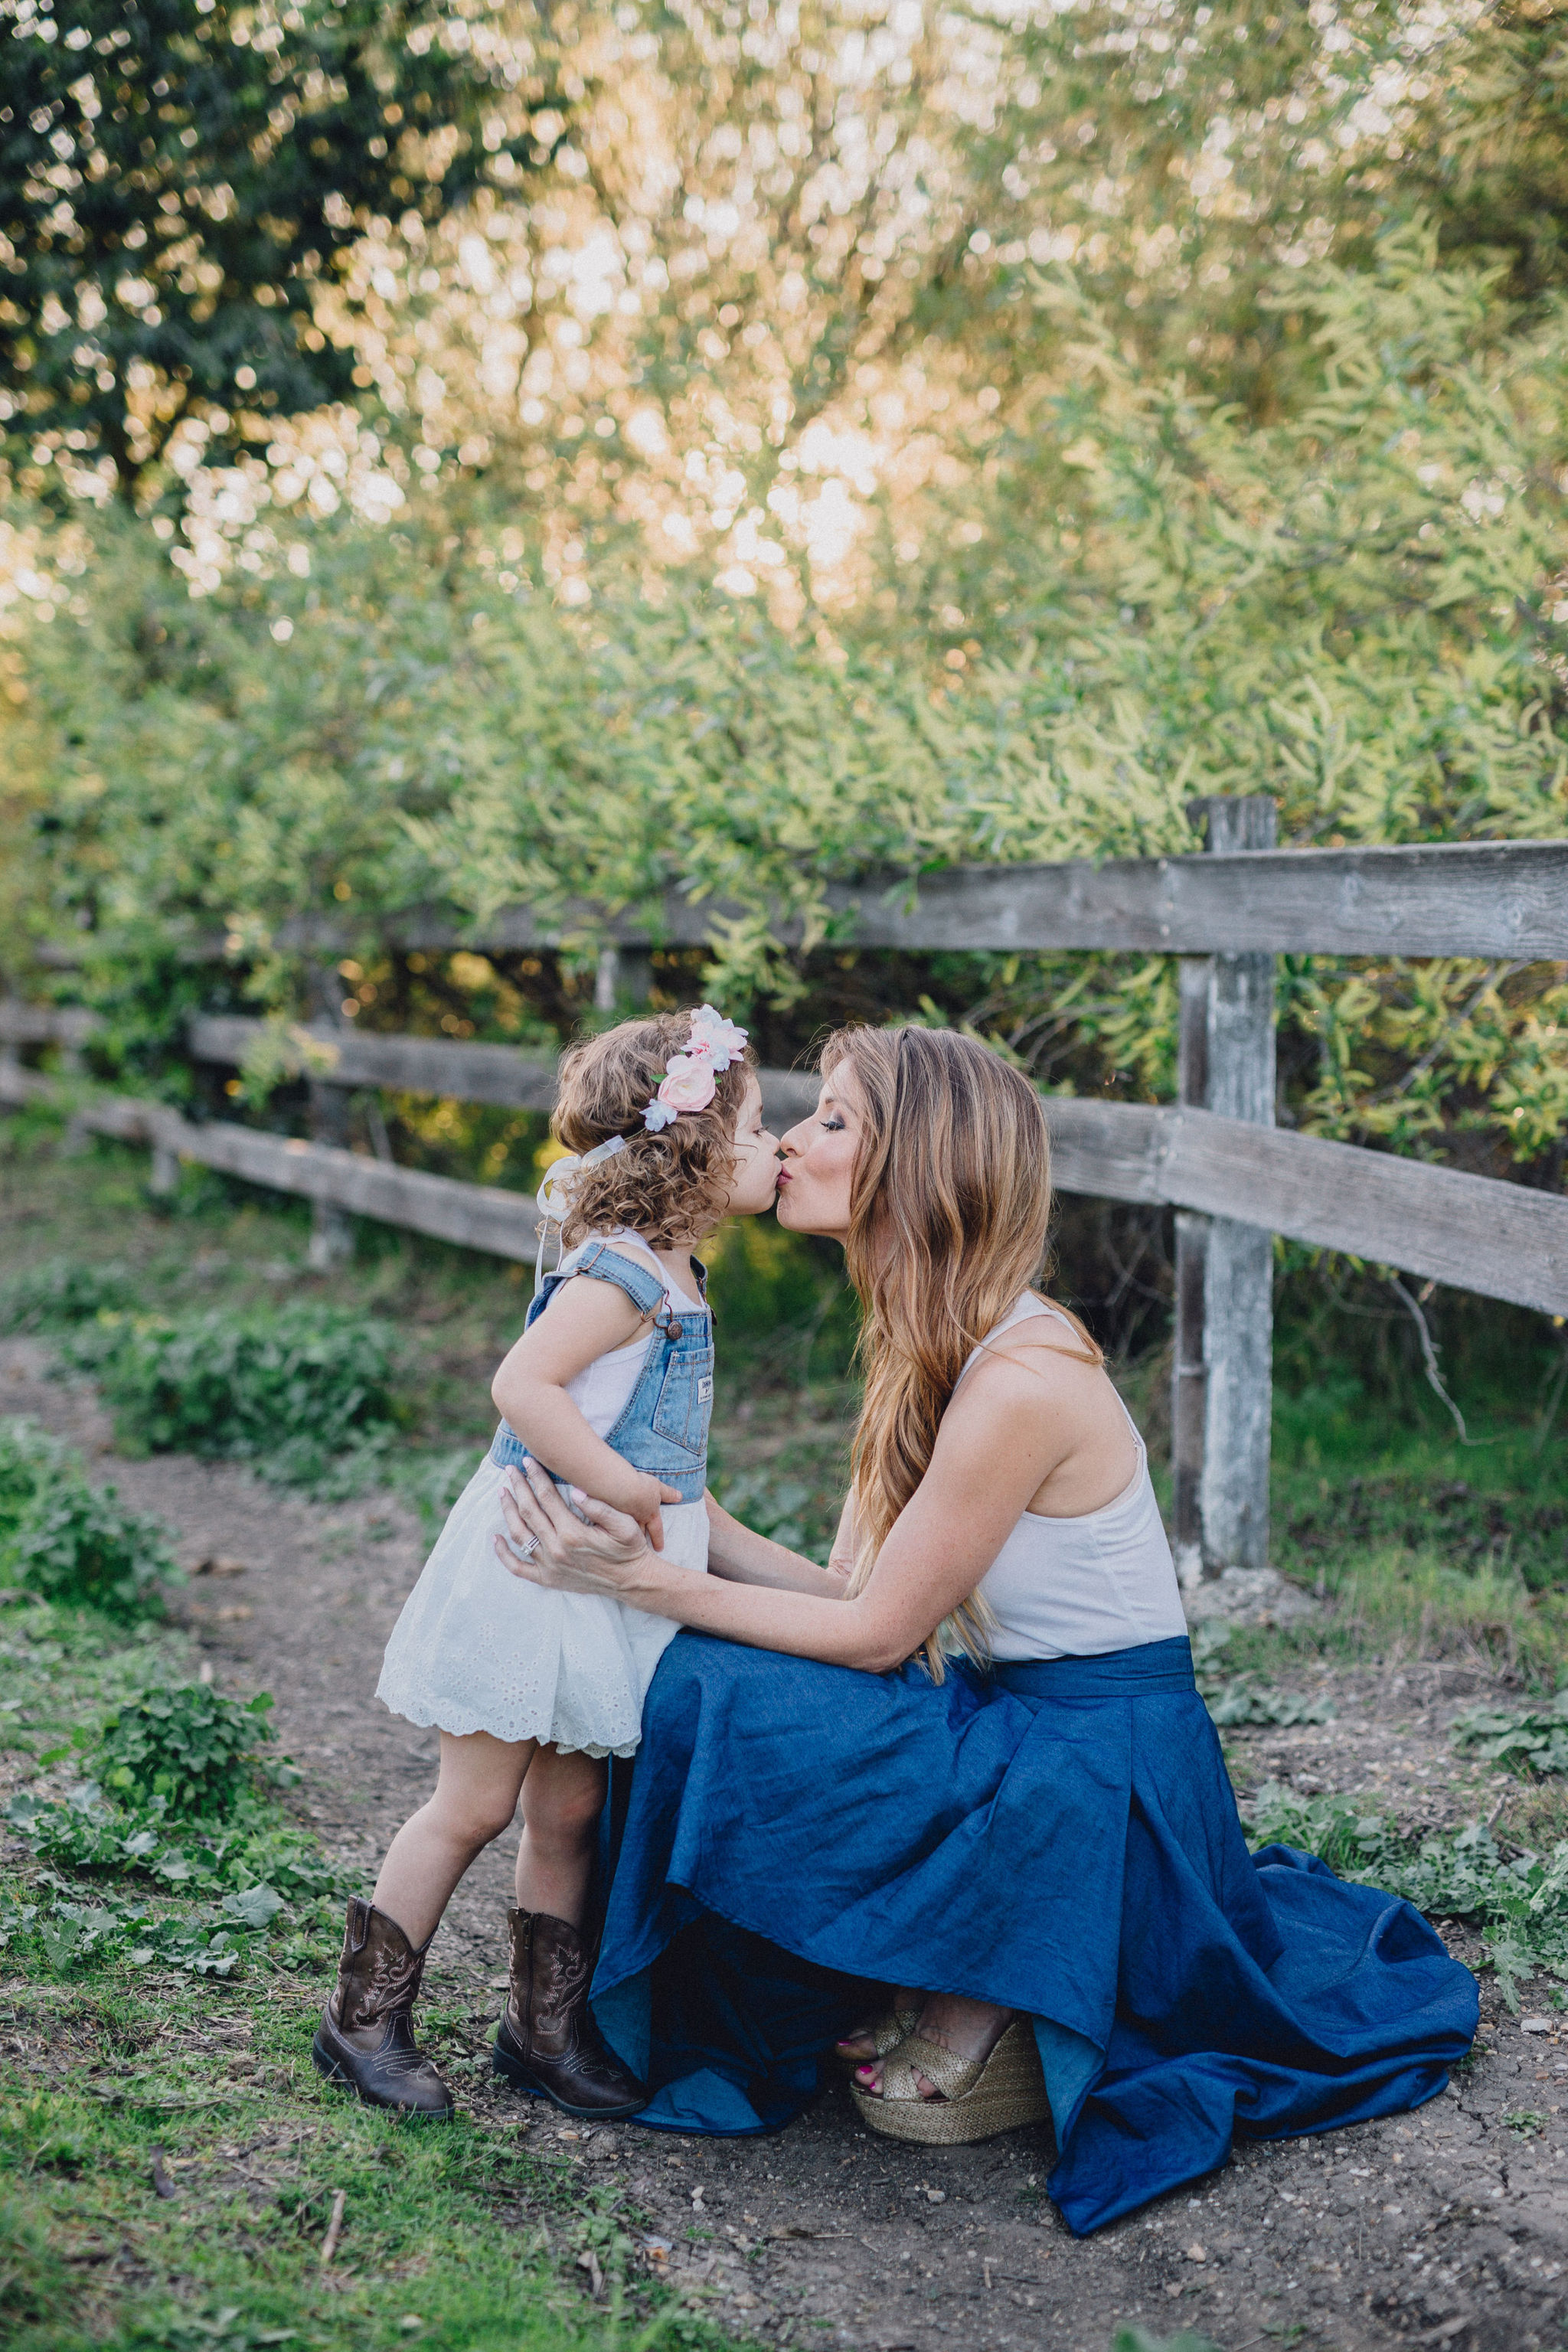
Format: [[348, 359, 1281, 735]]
[[1047, 1101, 1568, 1318], [185, 1015, 828, 1125], [28, 837, 1568, 973], [389, 838, 1568, 962], [0, 1004, 100, 1050], [0, 1065, 547, 1264]]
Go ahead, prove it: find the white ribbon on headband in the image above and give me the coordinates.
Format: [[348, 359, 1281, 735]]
[[534, 1134, 627, 1296]]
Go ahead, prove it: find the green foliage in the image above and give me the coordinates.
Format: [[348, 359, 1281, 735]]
[[96, 1683, 286, 1822], [7, 225, 1566, 1162], [6, 1769, 338, 1913], [0, 1417, 178, 1619], [1246, 1782, 1568, 2010], [0, 1255, 132, 1333], [0, 0, 556, 499], [1193, 1622, 1338, 1729], [713, 1466, 831, 1564], [1453, 1690, 1568, 1779], [4, 1638, 341, 1973], [0, 1877, 266, 1979], [1271, 1348, 1568, 1610], [62, 1301, 401, 1478]]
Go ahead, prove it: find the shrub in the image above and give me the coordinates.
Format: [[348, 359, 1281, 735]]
[[0, 1418, 177, 1620], [1452, 1691, 1568, 1779], [96, 1683, 282, 1822], [68, 1302, 401, 1469], [0, 1256, 132, 1334], [0, 1419, 65, 1549]]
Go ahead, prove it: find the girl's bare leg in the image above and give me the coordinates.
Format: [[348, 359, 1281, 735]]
[[372, 1729, 534, 1947], [515, 1744, 607, 1928], [855, 1994, 1014, 2100]]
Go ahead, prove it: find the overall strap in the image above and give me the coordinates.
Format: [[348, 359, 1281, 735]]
[[570, 1239, 676, 1325]]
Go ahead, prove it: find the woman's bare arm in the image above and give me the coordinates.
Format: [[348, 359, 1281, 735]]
[[499, 1344, 1110, 1671], [826, 1488, 857, 1579]]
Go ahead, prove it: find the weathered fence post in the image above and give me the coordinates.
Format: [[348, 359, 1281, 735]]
[[1171, 795, 1277, 1583], [593, 948, 655, 1011], [306, 969, 355, 1271]]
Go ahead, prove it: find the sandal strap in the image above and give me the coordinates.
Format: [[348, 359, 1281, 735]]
[[874, 2003, 923, 2056], [876, 2031, 988, 2105]]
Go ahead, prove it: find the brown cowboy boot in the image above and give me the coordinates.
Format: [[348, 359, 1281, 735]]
[[492, 1906, 648, 2118], [311, 1898, 453, 2118]]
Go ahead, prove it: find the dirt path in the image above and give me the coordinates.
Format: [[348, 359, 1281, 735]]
[[5, 1338, 1565, 2352]]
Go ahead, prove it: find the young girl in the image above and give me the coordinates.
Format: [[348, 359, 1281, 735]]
[[312, 1008, 779, 2121]]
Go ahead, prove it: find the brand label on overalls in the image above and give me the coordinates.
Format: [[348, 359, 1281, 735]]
[[697, 1376, 713, 1402]]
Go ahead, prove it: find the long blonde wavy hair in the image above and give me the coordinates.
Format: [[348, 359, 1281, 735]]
[[828, 1025, 1102, 1679]]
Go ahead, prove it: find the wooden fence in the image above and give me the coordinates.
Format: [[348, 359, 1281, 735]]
[[5, 801, 1566, 1586]]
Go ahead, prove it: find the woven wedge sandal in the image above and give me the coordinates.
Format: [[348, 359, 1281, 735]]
[[834, 2001, 922, 2069], [850, 2020, 1051, 2146]]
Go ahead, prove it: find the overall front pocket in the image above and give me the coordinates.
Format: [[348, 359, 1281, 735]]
[[651, 1341, 715, 1456]]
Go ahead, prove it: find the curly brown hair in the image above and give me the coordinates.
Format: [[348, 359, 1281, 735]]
[[548, 1012, 756, 1251]]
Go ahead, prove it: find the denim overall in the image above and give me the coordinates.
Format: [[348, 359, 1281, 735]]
[[488, 1240, 714, 1504]]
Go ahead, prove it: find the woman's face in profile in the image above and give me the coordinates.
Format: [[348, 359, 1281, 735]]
[[775, 1064, 863, 1243]]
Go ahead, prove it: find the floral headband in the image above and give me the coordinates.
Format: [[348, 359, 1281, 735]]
[[642, 1004, 749, 1132]]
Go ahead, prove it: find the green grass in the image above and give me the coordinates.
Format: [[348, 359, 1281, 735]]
[[0, 1605, 748, 2352], [0, 1983, 720, 2352]]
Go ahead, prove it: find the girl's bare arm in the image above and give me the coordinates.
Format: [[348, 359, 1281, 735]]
[[491, 1275, 678, 1535]]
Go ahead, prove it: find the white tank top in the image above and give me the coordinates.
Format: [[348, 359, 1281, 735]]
[[961, 1295, 1187, 1662]]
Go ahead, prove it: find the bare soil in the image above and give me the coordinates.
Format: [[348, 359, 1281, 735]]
[[4, 1336, 1565, 2352]]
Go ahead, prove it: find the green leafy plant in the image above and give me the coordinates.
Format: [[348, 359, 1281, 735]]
[[96, 1684, 286, 1822], [0, 1419, 63, 1550], [0, 1873, 283, 1979], [1194, 1620, 1337, 1729], [63, 1303, 401, 1475], [1246, 1782, 1568, 2009], [6, 1775, 338, 1912], [0, 1256, 132, 1334], [1452, 1690, 1568, 1779], [0, 1418, 178, 1619]]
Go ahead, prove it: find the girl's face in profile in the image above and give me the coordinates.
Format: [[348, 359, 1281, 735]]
[[720, 1073, 784, 1220], [775, 1063, 863, 1245]]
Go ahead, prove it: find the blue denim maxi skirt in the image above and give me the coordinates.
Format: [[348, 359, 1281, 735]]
[[590, 1631, 1478, 2234]]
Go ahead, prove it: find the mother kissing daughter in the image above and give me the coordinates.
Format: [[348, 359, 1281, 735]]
[[496, 1021, 1477, 2234]]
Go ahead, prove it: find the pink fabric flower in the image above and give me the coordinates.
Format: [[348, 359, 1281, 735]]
[[689, 1006, 749, 1068], [655, 1053, 719, 1116]]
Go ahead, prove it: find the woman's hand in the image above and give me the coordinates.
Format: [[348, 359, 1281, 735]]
[[494, 1461, 668, 1596]]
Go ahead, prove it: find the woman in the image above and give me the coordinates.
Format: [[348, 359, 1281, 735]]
[[495, 1026, 1476, 2234]]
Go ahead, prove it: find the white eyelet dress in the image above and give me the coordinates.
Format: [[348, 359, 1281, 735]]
[[376, 1232, 713, 1757]]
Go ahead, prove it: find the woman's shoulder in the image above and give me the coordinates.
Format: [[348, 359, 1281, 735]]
[[949, 1296, 1118, 1422], [966, 1294, 1096, 1372]]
